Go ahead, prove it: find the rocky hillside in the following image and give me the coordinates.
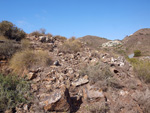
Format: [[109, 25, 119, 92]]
[[1, 34, 150, 113], [123, 28, 150, 55]]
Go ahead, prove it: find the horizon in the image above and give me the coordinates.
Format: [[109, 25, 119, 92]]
[[0, 0, 150, 40]]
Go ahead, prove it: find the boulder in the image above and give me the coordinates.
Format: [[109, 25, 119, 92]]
[[53, 60, 60, 66], [27, 72, 37, 80], [71, 75, 89, 87], [39, 87, 71, 112], [39, 36, 54, 43]]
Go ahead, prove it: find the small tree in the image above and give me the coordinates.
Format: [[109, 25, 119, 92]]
[[0, 21, 26, 41], [39, 28, 46, 34], [134, 50, 141, 57]]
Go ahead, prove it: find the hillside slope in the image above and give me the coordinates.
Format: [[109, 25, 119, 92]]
[[123, 28, 150, 55], [79, 35, 110, 49]]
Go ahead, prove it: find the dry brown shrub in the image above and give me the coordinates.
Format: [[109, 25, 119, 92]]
[[21, 39, 30, 50], [30, 31, 42, 37], [59, 37, 82, 53], [10, 49, 52, 74], [54, 35, 67, 42]]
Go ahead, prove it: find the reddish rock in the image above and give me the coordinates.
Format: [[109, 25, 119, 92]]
[[40, 87, 71, 112]]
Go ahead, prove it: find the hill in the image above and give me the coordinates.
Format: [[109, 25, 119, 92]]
[[78, 35, 110, 49], [123, 28, 150, 55]]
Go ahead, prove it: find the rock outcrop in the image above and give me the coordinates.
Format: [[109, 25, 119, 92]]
[[102, 40, 122, 47]]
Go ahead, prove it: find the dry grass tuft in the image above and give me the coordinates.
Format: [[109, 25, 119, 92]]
[[21, 39, 30, 50], [10, 49, 52, 74], [59, 37, 82, 53]]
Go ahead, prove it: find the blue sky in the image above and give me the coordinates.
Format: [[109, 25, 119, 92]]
[[0, 0, 150, 40]]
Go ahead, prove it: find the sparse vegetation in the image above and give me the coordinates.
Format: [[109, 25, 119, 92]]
[[0, 21, 26, 41], [129, 58, 150, 83], [21, 39, 30, 50], [0, 73, 31, 112], [30, 28, 47, 37], [54, 35, 67, 42], [39, 28, 46, 34], [10, 49, 52, 74], [134, 50, 141, 57], [59, 37, 82, 53], [30, 31, 43, 37], [132, 89, 150, 113], [85, 103, 109, 113], [0, 39, 18, 59], [90, 51, 100, 58], [80, 61, 112, 84], [47, 33, 53, 38]]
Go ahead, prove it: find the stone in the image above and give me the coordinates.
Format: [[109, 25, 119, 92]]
[[67, 68, 74, 74], [58, 52, 63, 56], [27, 72, 37, 80], [119, 90, 129, 96], [53, 60, 60, 66], [87, 89, 104, 99], [23, 104, 28, 111], [82, 85, 104, 102], [31, 84, 38, 91], [39, 36, 52, 43], [40, 87, 71, 112], [45, 84, 52, 90], [33, 76, 41, 82], [71, 75, 89, 87]]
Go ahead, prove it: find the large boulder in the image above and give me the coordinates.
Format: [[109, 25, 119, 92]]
[[39, 36, 54, 43], [71, 75, 89, 87], [39, 87, 71, 112]]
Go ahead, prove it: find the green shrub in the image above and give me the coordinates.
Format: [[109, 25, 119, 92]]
[[0, 39, 18, 59], [128, 58, 139, 64], [59, 37, 82, 53], [129, 58, 150, 83], [134, 60, 150, 83], [0, 21, 26, 41], [0, 73, 31, 112], [10, 49, 52, 74], [134, 50, 141, 57]]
